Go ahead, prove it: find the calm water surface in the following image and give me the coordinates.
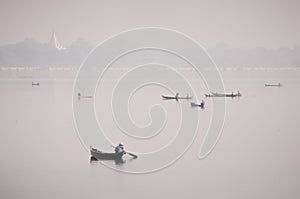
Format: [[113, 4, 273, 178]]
[[0, 70, 299, 199]]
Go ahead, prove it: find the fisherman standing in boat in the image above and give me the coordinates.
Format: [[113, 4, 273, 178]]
[[115, 143, 124, 153]]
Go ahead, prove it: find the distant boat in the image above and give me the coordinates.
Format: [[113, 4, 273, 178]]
[[205, 91, 241, 98], [32, 82, 40, 86], [78, 92, 93, 99], [191, 100, 205, 108], [162, 93, 192, 100], [265, 83, 281, 87]]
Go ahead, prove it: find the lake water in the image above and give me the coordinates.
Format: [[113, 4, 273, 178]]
[[0, 69, 300, 199]]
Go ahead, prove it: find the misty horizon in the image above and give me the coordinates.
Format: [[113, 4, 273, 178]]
[[1, 34, 299, 69], [2, 33, 300, 50]]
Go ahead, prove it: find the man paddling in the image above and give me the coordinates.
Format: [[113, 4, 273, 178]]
[[113, 143, 138, 158]]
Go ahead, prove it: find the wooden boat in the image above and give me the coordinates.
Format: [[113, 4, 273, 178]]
[[32, 82, 40, 86], [205, 91, 241, 98], [90, 147, 125, 160], [162, 95, 177, 100], [162, 93, 192, 100], [191, 101, 205, 108], [265, 83, 281, 87], [78, 92, 93, 99]]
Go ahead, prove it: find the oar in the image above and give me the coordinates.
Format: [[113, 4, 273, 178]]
[[111, 145, 138, 158], [125, 151, 138, 159]]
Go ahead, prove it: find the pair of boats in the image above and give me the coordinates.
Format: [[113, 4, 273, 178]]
[[162, 93, 205, 108], [205, 91, 242, 98]]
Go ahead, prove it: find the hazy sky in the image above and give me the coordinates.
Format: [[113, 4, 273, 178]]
[[0, 0, 299, 48]]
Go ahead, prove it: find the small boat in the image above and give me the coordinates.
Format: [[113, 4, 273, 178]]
[[162, 93, 192, 100], [205, 93, 213, 97], [205, 91, 241, 98], [191, 101, 205, 108], [90, 147, 125, 160], [32, 82, 40, 86], [78, 92, 93, 99], [265, 83, 281, 87], [162, 95, 177, 100]]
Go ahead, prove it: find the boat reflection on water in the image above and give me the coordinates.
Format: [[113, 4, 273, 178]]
[[90, 156, 126, 165]]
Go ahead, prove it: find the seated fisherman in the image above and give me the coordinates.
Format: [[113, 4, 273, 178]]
[[115, 143, 125, 153]]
